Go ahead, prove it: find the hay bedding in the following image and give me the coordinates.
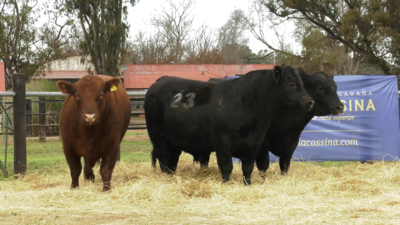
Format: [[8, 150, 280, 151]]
[[0, 154, 400, 225]]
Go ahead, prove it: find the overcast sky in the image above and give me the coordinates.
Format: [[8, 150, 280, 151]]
[[35, 0, 296, 54]]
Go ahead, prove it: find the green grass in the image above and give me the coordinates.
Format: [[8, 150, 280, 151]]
[[0, 138, 153, 180], [120, 140, 153, 163], [0, 136, 372, 180], [124, 131, 148, 136]]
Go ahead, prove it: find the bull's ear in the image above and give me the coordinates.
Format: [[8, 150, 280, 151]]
[[56, 81, 75, 95], [104, 77, 120, 93], [298, 67, 308, 80], [273, 65, 282, 84]]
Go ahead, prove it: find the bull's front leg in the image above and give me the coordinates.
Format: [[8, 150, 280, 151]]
[[100, 144, 119, 192], [279, 155, 291, 175], [256, 138, 270, 179], [64, 149, 82, 189]]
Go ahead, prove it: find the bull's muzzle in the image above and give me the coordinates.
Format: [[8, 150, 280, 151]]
[[84, 114, 96, 125], [333, 104, 344, 115]]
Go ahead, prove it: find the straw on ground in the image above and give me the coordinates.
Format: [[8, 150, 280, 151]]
[[1, 154, 400, 225]]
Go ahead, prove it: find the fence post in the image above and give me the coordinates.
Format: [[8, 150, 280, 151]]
[[13, 74, 27, 177], [39, 97, 46, 142]]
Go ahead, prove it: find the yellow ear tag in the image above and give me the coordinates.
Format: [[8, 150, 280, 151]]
[[62, 85, 65, 88], [110, 85, 117, 92]]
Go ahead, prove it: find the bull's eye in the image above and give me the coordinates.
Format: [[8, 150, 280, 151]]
[[75, 94, 79, 100], [289, 83, 296, 87], [98, 92, 104, 101]]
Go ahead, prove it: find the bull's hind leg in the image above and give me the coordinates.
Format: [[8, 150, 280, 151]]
[[256, 138, 270, 179], [64, 148, 82, 189], [153, 136, 181, 174], [192, 153, 210, 168], [241, 159, 255, 185], [214, 137, 233, 182], [279, 155, 291, 175], [256, 150, 270, 179], [198, 153, 211, 168], [83, 158, 96, 181]]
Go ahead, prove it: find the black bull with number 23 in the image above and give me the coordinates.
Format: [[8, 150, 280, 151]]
[[144, 65, 314, 184]]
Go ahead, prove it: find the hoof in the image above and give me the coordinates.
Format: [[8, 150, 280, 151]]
[[243, 179, 252, 186], [102, 186, 111, 192], [259, 171, 267, 180], [70, 184, 80, 189], [84, 173, 95, 181], [102, 181, 111, 192]]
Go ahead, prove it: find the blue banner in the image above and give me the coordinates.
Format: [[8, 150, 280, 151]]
[[268, 75, 400, 162]]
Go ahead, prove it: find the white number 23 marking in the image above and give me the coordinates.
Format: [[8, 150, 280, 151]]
[[171, 92, 196, 108]]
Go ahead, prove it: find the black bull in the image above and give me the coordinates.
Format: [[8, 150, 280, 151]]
[[192, 69, 344, 175], [145, 65, 314, 184]]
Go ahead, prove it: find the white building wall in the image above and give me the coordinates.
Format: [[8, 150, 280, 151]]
[[48, 56, 94, 71]]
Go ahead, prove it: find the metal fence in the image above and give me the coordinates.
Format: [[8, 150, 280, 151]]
[[0, 94, 146, 138], [0, 74, 150, 177]]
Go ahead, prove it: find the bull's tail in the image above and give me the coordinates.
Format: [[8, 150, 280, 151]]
[[151, 149, 157, 169]]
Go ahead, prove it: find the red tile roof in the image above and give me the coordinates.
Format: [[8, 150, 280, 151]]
[[39, 64, 276, 89], [124, 64, 275, 89]]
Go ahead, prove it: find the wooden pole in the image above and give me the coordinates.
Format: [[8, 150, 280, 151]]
[[13, 74, 27, 177]]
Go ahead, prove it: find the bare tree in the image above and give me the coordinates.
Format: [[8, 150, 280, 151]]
[[127, 2, 252, 65], [185, 25, 223, 64], [329, 44, 365, 75], [217, 9, 251, 64], [243, 1, 298, 60], [125, 31, 172, 64], [150, 0, 195, 63], [34, 1, 80, 75]]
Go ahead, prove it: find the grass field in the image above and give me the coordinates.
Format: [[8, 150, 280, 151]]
[[0, 131, 152, 177], [1, 132, 400, 224]]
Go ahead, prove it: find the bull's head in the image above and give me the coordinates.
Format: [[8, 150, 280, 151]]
[[275, 65, 315, 111], [298, 68, 344, 116], [56, 75, 120, 126]]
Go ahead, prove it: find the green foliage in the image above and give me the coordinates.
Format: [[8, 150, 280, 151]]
[[261, 0, 400, 74], [26, 79, 60, 92], [60, 0, 139, 75], [0, 0, 40, 89], [0, 0, 76, 90]]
